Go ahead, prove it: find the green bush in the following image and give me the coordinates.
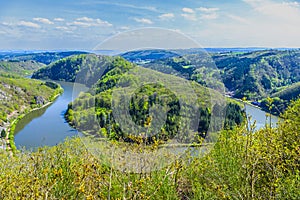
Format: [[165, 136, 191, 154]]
[[0, 98, 299, 199]]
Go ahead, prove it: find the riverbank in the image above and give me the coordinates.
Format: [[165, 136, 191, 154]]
[[5, 87, 63, 155], [14, 81, 88, 150]]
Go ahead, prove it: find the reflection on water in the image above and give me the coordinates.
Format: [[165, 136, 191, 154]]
[[14, 81, 88, 150], [14, 104, 50, 134]]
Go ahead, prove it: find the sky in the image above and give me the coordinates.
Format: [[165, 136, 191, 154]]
[[0, 0, 300, 50]]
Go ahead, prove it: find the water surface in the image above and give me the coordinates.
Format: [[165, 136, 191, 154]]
[[14, 81, 88, 150]]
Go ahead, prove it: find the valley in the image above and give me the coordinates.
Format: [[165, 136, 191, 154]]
[[0, 48, 298, 199]]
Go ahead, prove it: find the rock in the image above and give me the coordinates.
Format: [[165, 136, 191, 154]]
[[0, 89, 11, 101], [13, 86, 23, 93], [34, 96, 45, 105]]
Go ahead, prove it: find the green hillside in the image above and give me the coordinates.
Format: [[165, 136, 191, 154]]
[[0, 60, 44, 76], [32, 54, 244, 143], [32, 54, 135, 87], [260, 82, 300, 115], [0, 73, 62, 125], [140, 49, 300, 99], [214, 50, 300, 98], [66, 66, 244, 144], [132, 49, 300, 114], [272, 82, 300, 100]]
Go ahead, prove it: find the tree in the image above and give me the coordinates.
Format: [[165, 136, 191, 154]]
[[1, 129, 6, 139]]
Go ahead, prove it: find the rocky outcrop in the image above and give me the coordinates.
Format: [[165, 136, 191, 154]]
[[34, 96, 46, 105], [0, 89, 11, 101]]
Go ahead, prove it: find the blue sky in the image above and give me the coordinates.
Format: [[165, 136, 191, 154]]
[[0, 0, 299, 50]]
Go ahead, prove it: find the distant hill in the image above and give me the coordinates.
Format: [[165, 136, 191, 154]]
[[121, 49, 179, 63], [0, 60, 44, 76], [0, 51, 88, 65], [32, 54, 136, 87], [139, 49, 300, 98], [119, 48, 272, 62], [125, 49, 300, 115]]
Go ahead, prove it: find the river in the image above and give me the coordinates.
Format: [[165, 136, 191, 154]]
[[14, 82, 279, 150], [244, 104, 278, 130], [14, 81, 88, 150]]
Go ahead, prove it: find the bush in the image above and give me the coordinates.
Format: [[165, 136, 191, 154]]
[[0, 99, 299, 199]]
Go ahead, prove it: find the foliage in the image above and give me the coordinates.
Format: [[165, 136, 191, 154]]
[[137, 49, 300, 114], [0, 74, 62, 125], [0, 98, 299, 199], [179, 98, 300, 199], [63, 57, 244, 144], [1, 129, 6, 138], [32, 54, 136, 87], [259, 82, 300, 115], [0, 60, 44, 76]]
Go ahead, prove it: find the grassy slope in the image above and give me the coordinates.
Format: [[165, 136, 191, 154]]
[[0, 60, 44, 76], [0, 73, 62, 125]]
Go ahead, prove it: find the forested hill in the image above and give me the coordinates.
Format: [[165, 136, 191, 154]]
[[66, 68, 244, 144], [0, 51, 88, 65], [31, 53, 244, 143], [32, 54, 136, 87], [213, 49, 300, 98], [126, 49, 300, 115], [136, 49, 300, 98]]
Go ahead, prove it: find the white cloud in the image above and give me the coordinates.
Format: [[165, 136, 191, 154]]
[[182, 7, 194, 13], [196, 7, 220, 20], [82, 2, 159, 13], [76, 17, 94, 22], [197, 7, 219, 12], [55, 26, 69, 31], [33, 17, 53, 25], [133, 18, 153, 24], [189, 0, 300, 47], [181, 6, 219, 21], [200, 13, 218, 20], [1, 21, 41, 29], [18, 21, 41, 28], [54, 18, 65, 22], [227, 14, 249, 24], [181, 13, 197, 21], [120, 26, 130, 30], [68, 17, 112, 27], [159, 13, 175, 20], [243, 0, 300, 24]]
